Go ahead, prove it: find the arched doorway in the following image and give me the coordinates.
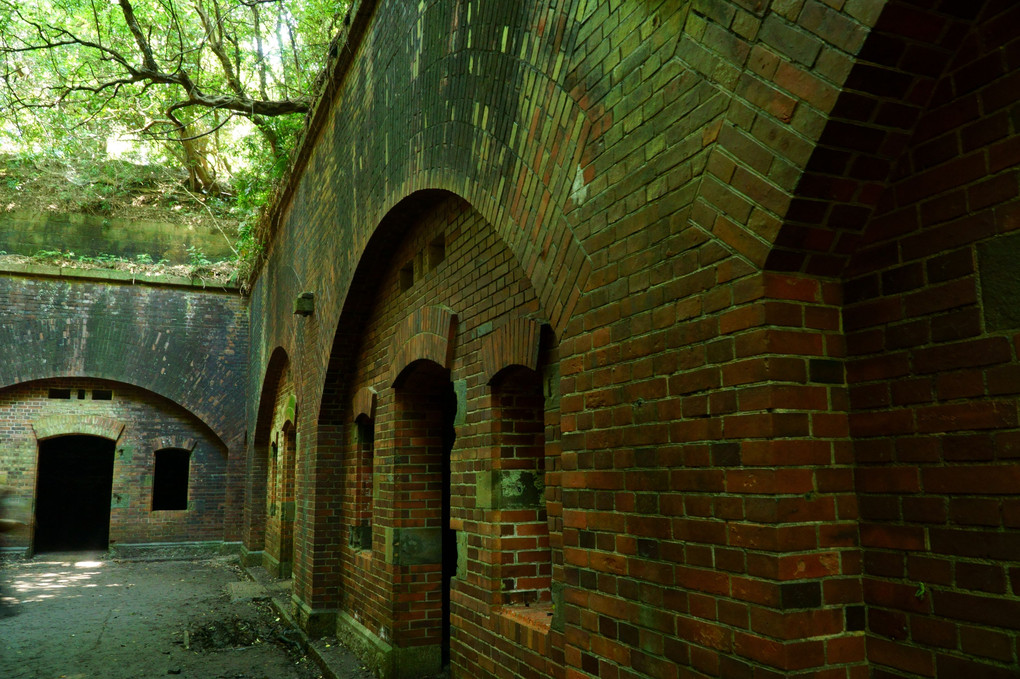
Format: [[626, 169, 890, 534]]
[[393, 360, 458, 670], [277, 422, 297, 577], [34, 435, 116, 553]]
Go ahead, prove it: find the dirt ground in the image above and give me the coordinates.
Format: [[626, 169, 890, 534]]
[[0, 553, 373, 679]]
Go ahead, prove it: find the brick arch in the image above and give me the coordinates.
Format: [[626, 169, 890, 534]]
[[763, 0, 992, 275], [389, 306, 457, 388], [259, 0, 596, 345], [147, 436, 198, 452], [369, 173, 589, 339], [254, 347, 291, 447], [282, 395, 297, 430], [657, 0, 990, 275], [0, 292, 244, 449], [244, 346, 291, 554], [1, 368, 234, 450], [32, 414, 125, 442], [480, 317, 546, 384], [352, 386, 376, 422]]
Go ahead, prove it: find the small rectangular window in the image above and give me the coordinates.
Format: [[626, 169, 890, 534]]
[[357, 420, 374, 446], [428, 235, 445, 270], [77, 389, 86, 400], [48, 388, 71, 399], [399, 262, 414, 291], [92, 389, 113, 400], [152, 449, 191, 511]]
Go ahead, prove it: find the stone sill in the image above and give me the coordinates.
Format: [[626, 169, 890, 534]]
[[0, 260, 240, 291], [497, 603, 553, 654]]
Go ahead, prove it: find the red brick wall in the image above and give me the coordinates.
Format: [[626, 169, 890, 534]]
[[316, 194, 562, 675], [490, 368, 551, 607], [0, 378, 228, 549], [0, 271, 248, 547], [263, 360, 296, 576], [845, 5, 1020, 676], [243, 1, 1020, 678]]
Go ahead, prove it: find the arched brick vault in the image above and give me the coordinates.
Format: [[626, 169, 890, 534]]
[[32, 414, 125, 442], [253, 347, 292, 448], [249, 3, 1010, 427], [480, 317, 546, 383], [244, 346, 291, 553], [11, 376, 229, 450], [0, 277, 247, 449], [17, 377, 227, 450], [250, 0, 601, 426], [389, 306, 457, 388], [352, 386, 377, 422], [244, 0, 1020, 673]]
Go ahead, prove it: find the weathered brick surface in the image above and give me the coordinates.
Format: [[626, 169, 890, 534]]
[[0, 378, 229, 548], [234, 0, 1020, 678], [0, 273, 248, 547], [0, 273, 248, 447]]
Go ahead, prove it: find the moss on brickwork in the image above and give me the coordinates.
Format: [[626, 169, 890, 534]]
[[230, 1, 1020, 678]]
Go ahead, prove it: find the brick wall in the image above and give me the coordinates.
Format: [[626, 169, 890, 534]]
[[318, 195, 556, 676], [244, 1, 1020, 678], [0, 271, 248, 550], [0, 378, 228, 550], [0, 272, 247, 449], [845, 3, 1020, 676]]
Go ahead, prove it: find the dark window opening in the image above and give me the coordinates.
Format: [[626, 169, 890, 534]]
[[357, 418, 374, 446], [48, 388, 71, 399], [77, 389, 86, 400], [399, 262, 415, 291], [152, 448, 190, 510], [429, 235, 446, 270], [351, 417, 374, 550], [92, 389, 113, 400]]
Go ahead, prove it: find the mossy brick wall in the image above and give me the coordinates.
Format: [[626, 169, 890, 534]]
[[246, 0, 1020, 678], [0, 271, 249, 544], [263, 360, 297, 577], [0, 378, 228, 548]]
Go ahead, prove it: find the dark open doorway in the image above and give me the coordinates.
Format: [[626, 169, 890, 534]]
[[34, 435, 116, 553]]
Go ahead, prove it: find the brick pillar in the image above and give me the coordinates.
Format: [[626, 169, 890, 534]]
[[710, 272, 864, 675], [240, 436, 268, 564]]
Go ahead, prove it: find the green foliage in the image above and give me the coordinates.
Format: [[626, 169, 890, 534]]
[[31, 249, 62, 262], [187, 245, 212, 268], [0, 0, 352, 278]]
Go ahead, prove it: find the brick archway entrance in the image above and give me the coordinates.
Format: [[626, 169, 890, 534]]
[[34, 435, 116, 553], [392, 360, 457, 671]]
